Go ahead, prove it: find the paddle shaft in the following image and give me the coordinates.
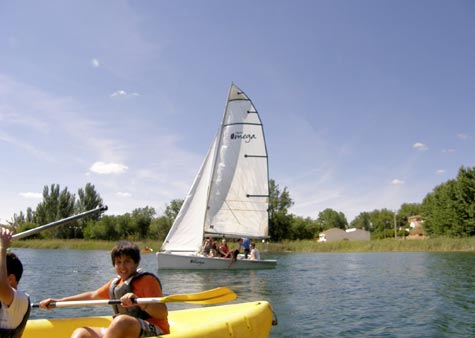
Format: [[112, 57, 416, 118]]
[[34, 298, 159, 308], [32, 287, 236, 308], [12, 206, 108, 240]]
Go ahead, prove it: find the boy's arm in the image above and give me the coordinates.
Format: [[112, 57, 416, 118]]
[[38, 282, 110, 310], [0, 228, 14, 307], [141, 301, 168, 320]]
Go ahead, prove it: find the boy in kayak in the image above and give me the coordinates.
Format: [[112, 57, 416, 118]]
[[39, 240, 169, 337], [0, 228, 30, 338]]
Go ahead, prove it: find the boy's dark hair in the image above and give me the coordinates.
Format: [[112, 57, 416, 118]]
[[7, 252, 23, 283], [111, 241, 141, 266]]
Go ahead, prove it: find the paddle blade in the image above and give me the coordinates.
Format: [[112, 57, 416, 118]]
[[160, 287, 236, 303], [183, 292, 237, 305]]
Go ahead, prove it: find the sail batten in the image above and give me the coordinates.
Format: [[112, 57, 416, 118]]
[[223, 122, 262, 126]]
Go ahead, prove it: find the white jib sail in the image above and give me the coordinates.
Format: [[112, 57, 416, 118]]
[[160, 137, 218, 252]]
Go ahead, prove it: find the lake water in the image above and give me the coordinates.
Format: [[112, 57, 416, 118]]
[[14, 248, 475, 337]]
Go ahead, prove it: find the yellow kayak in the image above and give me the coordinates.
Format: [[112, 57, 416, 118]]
[[141, 247, 154, 254], [23, 301, 276, 338]]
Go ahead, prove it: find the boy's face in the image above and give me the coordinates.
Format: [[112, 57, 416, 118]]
[[114, 254, 139, 280]]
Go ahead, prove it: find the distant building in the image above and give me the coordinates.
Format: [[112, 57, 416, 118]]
[[318, 228, 370, 242], [407, 215, 423, 229], [407, 215, 426, 239]]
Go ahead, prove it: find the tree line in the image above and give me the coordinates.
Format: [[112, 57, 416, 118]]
[[8, 166, 475, 241]]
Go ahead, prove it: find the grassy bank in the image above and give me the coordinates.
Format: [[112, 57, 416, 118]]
[[12, 237, 475, 252], [267, 237, 475, 252]]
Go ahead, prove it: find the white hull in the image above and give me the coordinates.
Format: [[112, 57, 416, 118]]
[[157, 252, 277, 270]]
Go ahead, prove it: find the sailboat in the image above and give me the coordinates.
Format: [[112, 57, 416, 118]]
[[156, 83, 277, 269]]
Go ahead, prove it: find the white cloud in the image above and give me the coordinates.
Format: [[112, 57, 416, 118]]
[[19, 192, 43, 199], [442, 148, 456, 153], [412, 142, 428, 151], [91, 58, 100, 67], [90, 161, 128, 174], [116, 192, 131, 198], [457, 133, 470, 140], [391, 179, 404, 185], [110, 90, 140, 98], [436, 169, 446, 175]]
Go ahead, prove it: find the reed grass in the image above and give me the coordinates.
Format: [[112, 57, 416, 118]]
[[12, 237, 475, 252], [266, 237, 475, 252], [12, 239, 160, 251]]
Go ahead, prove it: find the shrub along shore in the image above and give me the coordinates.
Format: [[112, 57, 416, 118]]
[[11, 237, 475, 252]]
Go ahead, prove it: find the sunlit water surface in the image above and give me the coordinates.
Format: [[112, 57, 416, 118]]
[[15, 249, 475, 337]]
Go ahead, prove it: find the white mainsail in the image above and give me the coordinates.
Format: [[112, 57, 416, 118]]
[[205, 84, 269, 238], [160, 83, 269, 254]]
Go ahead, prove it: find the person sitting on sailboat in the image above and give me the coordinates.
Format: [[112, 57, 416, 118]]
[[218, 239, 230, 258], [230, 239, 242, 261], [209, 240, 219, 257], [249, 242, 261, 260], [239, 238, 251, 258], [200, 238, 212, 256]]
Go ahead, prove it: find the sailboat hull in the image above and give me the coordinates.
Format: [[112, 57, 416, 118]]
[[156, 252, 277, 270]]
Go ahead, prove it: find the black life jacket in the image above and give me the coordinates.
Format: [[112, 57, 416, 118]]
[[0, 296, 31, 338], [108, 271, 162, 320]]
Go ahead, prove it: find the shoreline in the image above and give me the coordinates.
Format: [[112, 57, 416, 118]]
[[12, 237, 475, 252]]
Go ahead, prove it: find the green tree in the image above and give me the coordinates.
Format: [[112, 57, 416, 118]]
[[55, 187, 76, 238], [73, 183, 104, 238], [350, 212, 372, 230], [26, 207, 34, 223], [33, 184, 76, 238], [10, 211, 25, 228], [33, 184, 61, 226], [164, 199, 184, 224], [421, 166, 475, 237], [367, 209, 395, 239], [455, 166, 475, 236], [268, 179, 293, 241], [316, 208, 348, 230], [76, 183, 104, 214], [131, 206, 156, 239], [397, 203, 422, 229], [149, 199, 184, 241], [115, 213, 134, 239], [149, 216, 173, 240], [83, 215, 119, 240], [289, 215, 319, 240], [423, 180, 459, 236]]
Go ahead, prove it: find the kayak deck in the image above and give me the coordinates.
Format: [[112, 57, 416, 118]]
[[23, 301, 275, 338]]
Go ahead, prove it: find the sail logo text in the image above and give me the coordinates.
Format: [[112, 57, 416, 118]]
[[230, 132, 256, 143]]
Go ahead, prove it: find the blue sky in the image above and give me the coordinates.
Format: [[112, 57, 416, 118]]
[[1, 0, 474, 224]]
